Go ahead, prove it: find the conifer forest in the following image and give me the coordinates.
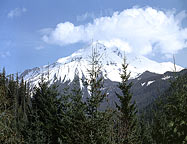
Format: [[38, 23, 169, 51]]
[[0, 50, 187, 144]]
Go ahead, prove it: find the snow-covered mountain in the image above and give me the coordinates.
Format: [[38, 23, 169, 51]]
[[20, 42, 183, 87]]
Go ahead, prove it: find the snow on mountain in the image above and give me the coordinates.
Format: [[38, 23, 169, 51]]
[[162, 76, 171, 80], [20, 42, 183, 87], [147, 80, 155, 86], [141, 82, 146, 87]]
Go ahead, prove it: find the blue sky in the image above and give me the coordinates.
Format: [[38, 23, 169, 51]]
[[0, 0, 187, 74]]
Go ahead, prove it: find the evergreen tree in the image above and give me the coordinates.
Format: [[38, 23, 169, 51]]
[[24, 109, 47, 144], [58, 76, 88, 143], [29, 77, 63, 143], [0, 69, 24, 143], [16, 78, 28, 131], [85, 45, 111, 143], [115, 57, 139, 144]]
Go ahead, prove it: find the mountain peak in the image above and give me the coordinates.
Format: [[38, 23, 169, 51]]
[[57, 41, 123, 65], [21, 42, 183, 87]]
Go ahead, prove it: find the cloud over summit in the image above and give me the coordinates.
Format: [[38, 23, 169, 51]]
[[42, 7, 187, 56]]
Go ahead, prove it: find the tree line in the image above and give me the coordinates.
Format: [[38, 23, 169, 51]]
[[0, 49, 186, 144]]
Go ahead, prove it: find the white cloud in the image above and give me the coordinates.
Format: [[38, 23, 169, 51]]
[[42, 7, 187, 56], [0, 51, 11, 58], [35, 45, 44, 50], [8, 8, 27, 18]]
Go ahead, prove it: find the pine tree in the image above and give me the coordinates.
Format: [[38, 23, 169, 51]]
[[24, 110, 47, 144], [85, 45, 111, 143], [115, 57, 139, 144], [58, 76, 88, 143], [30, 77, 63, 143], [16, 78, 28, 131], [0, 69, 24, 143]]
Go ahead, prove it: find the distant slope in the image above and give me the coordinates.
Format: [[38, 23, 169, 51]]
[[103, 69, 187, 111]]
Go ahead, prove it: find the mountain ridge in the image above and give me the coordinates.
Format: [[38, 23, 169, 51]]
[[20, 42, 183, 87]]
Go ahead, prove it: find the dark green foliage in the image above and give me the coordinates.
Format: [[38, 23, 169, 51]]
[[151, 73, 187, 144], [28, 78, 63, 143], [58, 77, 88, 143], [84, 47, 112, 143], [0, 69, 25, 143], [115, 57, 139, 144], [137, 115, 153, 144]]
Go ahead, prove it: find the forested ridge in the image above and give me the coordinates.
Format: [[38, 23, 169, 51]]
[[0, 51, 187, 143]]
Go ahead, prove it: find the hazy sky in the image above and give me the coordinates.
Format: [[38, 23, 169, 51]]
[[0, 0, 187, 74]]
